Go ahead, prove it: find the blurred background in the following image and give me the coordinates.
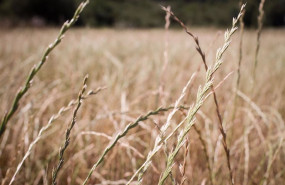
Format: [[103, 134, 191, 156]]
[[0, 0, 284, 28]]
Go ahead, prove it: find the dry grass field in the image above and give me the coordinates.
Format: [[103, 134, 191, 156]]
[[0, 8, 285, 185]]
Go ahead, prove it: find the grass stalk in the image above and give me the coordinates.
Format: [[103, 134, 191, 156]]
[[242, 123, 250, 185], [162, 5, 245, 184], [178, 138, 190, 185], [7, 85, 104, 185], [253, 0, 266, 84], [126, 74, 195, 184], [157, 5, 171, 106], [52, 75, 89, 185], [194, 125, 214, 184], [180, 108, 214, 185], [160, 6, 215, 184], [158, 5, 246, 185], [261, 137, 284, 185], [82, 105, 188, 185], [0, 0, 90, 137], [232, 0, 245, 122]]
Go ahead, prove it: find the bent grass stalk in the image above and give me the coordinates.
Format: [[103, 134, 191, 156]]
[[82, 105, 189, 185], [178, 138, 190, 185], [52, 75, 89, 185], [80, 131, 144, 158], [193, 124, 214, 184], [157, 70, 214, 185], [236, 90, 280, 185], [0, 0, 90, 137], [128, 47, 237, 185], [158, 5, 246, 185], [126, 74, 196, 185], [236, 90, 268, 123], [7, 86, 104, 185], [161, 6, 214, 184], [262, 137, 284, 185], [180, 108, 214, 185], [161, 5, 246, 184]]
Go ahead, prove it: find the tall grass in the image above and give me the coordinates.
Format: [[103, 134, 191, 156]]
[[83, 105, 187, 185], [0, 1, 284, 185], [157, 5, 245, 185], [7, 82, 104, 185], [0, 0, 90, 137], [126, 74, 195, 185]]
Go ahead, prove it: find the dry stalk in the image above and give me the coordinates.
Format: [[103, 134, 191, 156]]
[[82, 105, 189, 185], [243, 123, 250, 185], [161, 5, 244, 185], [79, 131, 144, 158], [126, 74, 195, 185], [262, 137, 284, 185], [253, 0, 266, 83], [232, 0, 246, 122], [163, 144, 176, 185], [178, 138, 190, 185], [194, 125, 214, 184], [158, 5, 171, 106], [0, 0, 90, 137], [158, 5, 246, 185], [180, 109, 214, 185], [236, 90, 268, 124], [7, 85, 104, 185], [52, 75, 89, 185]]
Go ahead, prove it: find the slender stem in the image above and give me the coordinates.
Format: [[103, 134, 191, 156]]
[[131, 74, 196, 184], [180, 109, 214, 185], [194, 124, 214, 185], [0, 0, 90, 137], [7, 86, 104, 185], [158, 5, 246, 185], [232, 0, 245, 122], [82, 106, 188, 185], [253, 0, 266, 85], [52, 75, 89, 185]]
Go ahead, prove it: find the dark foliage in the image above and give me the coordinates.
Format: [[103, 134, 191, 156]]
[[0, 0, 284, 27]]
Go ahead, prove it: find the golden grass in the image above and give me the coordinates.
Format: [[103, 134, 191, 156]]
[[0, 24, 284, 185]]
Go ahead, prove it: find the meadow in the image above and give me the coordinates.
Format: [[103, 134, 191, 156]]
[[0, 3, 285, 185]]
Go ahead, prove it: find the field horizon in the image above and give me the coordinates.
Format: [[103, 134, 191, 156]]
[[0, 24, 284, 184]]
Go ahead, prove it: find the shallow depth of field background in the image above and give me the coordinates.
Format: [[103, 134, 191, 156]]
[[0, 0, 285, 185]]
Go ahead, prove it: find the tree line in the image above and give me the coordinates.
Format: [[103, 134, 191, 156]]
[[0, 0, 284, 27]]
